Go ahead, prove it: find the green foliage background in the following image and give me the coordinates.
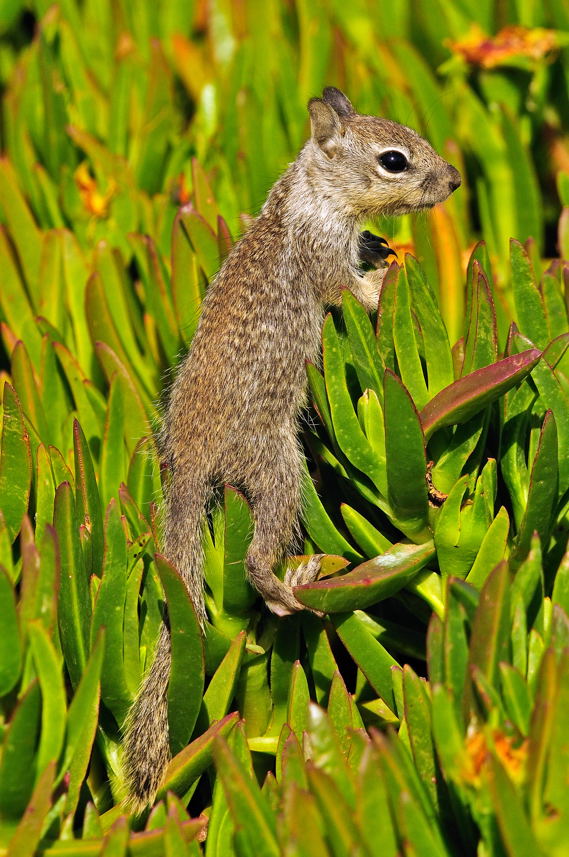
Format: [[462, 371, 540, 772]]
[[0, 1, 569, 855]]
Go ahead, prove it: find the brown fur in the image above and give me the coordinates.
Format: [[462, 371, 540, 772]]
[[122, 87, 461, 811]]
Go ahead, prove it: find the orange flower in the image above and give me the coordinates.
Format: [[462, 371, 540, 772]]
[[462, 726, 528, 786], [172, 171, 192, 206], [74, 162, 116, 217], [447, 24, 560, 69], [493, 731, 528, 785]]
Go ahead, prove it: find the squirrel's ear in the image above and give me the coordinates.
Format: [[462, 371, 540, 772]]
[[322, 87, 354, 118], [308, 98, 343, 158]]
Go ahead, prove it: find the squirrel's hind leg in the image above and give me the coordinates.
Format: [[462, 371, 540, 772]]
[[244, 446, 317, 615]]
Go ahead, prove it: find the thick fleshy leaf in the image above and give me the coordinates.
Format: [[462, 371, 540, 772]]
[[213, 737, 279, 857], [95, 342, 151, 456], [5, 761, 55, 857], [404, 255, 454, 397], [356, 742, 398, 857], [294, 540, 434, 612], [322, 314, 385, 492], [28, 622, 66, 775], [332, 612, 397, 712], [462, 261, 498, 374], [402, 666, 437, 809], [196, 631, 246, 733], [306, 703, 355, 806], [0, 681, 41, 818], [302, 612, 340, 705], [0, 383, 32, 542], [527, 647, 557, 821], [179, 206, 220, 281], [513, 410, 558, 563], [159, 712, 239, 801], [374, 732, 447, 857], [286, 660, 310, 741], [307, 764, 361, 857], [420, 349, 542, 439], [11, 339, 51, 446], [511, 239, 548, 349], [0, 564, 21, 696], [384, 369, 429, 539], [301, 459, 362, 562], [527, 336, 569, 493], [268, 616, 301, 737], [466, 506, 510, 589], [499, 663, 531, 736], [342, 290, 383, 398], [376, 263, 399, 371], [90, 499, 132, 724], [100, 378, 127, 508], [466, 562, 511, 714], [392, 266, 429, 409], [155, 554, 205, 754], [340, 503, 391, 557], [220, 486, 256, 622], [73, 419, 104, 578], [487, 753, 543, 857], [54, 481, 90, 688], [278, 783, 328, 857], [62, 631, 104, 816], [0, 159, 41, 291]]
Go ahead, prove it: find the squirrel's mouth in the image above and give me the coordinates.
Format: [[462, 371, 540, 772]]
[[384, 200, 436, 216]]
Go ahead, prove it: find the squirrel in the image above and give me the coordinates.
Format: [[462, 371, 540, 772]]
[[122, 87, 461, 811]]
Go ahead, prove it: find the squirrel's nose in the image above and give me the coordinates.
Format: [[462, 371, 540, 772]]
[[448, 166, 461, 192]]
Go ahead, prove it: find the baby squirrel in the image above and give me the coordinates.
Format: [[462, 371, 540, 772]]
[[123, 87, 461, 810]]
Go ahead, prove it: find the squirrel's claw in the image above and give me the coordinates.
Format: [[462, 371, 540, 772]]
[[359, 230, 397, 267]]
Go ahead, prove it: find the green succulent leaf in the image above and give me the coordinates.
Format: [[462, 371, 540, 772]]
[[420, 349, 542, 440], [159, 712, 239, 803], [0, 383, 32, 542], [0, 564, 21, 696], [214, 737, 279, 857], [384, 369, 429, 540], [54, 481, 90, 689], [294, 540, 434, 612], [155, 554, 205, 755], [0, 681, 41, 818]]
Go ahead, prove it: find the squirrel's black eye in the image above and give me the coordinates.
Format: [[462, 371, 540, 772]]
[[378, 150, 408, 173]]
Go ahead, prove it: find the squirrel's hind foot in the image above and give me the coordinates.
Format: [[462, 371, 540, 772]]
[[266, 554, 324, 617], [286, 553, 323, 588]]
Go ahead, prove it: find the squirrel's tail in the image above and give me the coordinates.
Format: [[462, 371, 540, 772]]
[[122, 624, 171, 812], [122, 475, 209, 812]]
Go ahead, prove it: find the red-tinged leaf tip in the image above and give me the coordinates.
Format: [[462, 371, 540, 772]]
[[294, 541, 435, 612], [420, 349, 542, 439]]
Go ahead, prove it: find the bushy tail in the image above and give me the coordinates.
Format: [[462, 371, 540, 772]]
[[122, 474, 210, 811], [122, 625, 171, 812]]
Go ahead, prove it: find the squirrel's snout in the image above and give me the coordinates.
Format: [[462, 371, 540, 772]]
[[447, 165, 462, 193]]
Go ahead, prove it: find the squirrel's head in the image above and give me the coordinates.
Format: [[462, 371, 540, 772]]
[[307, 87, 461, 218]]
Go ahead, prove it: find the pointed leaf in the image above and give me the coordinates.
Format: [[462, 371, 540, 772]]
[[384, 369, 428, 539], [0, 383, 32, 542], [294, 540, 434, 612], [155, 554, 205, 754], [420, 349, 542, 440]]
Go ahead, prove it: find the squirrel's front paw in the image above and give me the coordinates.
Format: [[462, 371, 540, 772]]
[[359, 230, 396, 268]]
